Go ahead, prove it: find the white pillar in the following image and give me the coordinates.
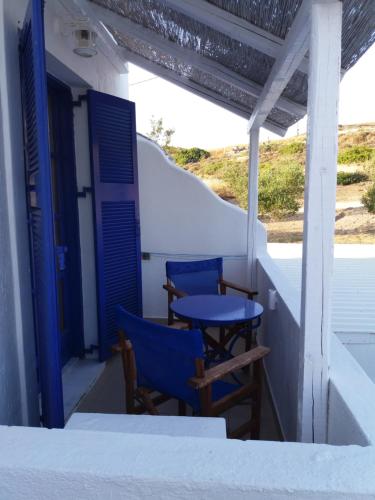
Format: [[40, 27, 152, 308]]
[[246, 127, 260, 289], [298, 0, 342, 443]]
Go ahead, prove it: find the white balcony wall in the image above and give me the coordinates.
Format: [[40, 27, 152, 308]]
[[328, 335, 375, 446], [258, 250, 375, 446], [0, 0, 39, 426], [137, 135, 267, 318], [256, 253, 301, 441], [2, 425, 375, 499]]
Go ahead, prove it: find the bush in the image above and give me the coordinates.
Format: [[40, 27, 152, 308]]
[[260, 141, 278, 154], [258, 162, 304, 217], [174, 147, 210, 165], [222, 160, 305, 217], [363, 157, 375, 181], [338, 146, 374, 164], [279, 141, 305, 155], [362, 184, 375, 214], [222, 161, 248, 208], [337, 171, 368, 185]]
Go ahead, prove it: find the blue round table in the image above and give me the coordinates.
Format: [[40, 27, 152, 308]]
[[170, 295, 263, 361]]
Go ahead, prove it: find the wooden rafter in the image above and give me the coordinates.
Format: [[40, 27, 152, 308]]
[[161, 0, 310, 74], [248, 0, 311, 131], [120, 47, 287, 136], [78, 0, 306, 123]]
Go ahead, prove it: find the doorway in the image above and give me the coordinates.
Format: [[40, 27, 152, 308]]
[[47, 75, 84, 366]]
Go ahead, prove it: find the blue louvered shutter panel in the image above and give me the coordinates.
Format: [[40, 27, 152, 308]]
[[19, 0, 64, 428], [87, 90, 143, 361]]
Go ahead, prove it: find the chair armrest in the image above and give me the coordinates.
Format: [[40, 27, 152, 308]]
[[189, 346, 270, 389], [220, 278, 258, 298], [163, 283, 187, 299]]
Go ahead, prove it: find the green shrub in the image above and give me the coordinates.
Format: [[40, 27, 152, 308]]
[[222, 161, 248, 209], [362, 183, 375, 214], [337, 171, 368, 185], [260, 142, 278, 154], [363, 157, 375, 181], [222, 159, 304, 216], [174, 147, 210, 165], [258, 162, 304, 217], [279, 141, 305, 155], [201, 161, 224, 176], [338, 146, 374, 164]]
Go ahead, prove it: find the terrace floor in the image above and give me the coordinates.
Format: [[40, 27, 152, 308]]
[[75, 329, 282, 441]]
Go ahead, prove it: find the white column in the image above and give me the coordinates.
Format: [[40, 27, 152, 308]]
[[246, 127, 260, 289], [298, 0, 342, 443]]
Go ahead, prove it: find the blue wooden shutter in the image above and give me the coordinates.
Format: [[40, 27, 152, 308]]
[[87, 90, 143, 361], [19, 0, 64, 427]]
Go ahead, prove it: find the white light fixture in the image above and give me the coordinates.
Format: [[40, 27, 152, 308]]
[[73, 28, 98, 58]]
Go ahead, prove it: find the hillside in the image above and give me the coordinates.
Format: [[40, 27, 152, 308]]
[[168, 123, 375, 243]]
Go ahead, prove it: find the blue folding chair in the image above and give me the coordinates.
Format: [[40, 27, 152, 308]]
[[163, 258, 258, 352], [115, 305, 270, 439]]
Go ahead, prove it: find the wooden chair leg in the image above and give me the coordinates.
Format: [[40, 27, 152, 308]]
[[136, 388, 160, 415], [196, 359, 213, 417], [167, 292, 174, 325], [118, 333, 137, 414]]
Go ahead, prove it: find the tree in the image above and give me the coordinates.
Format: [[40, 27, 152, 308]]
[[147, 116, 175, 148]]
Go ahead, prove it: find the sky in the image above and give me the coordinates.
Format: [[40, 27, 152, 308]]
[[128, 44, 375, 150]]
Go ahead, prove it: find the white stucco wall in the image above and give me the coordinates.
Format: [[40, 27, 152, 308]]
[[258, 250, 375, 446], [137, 135, 266, 318], [257, 253, 301, 441], [0, 0, 39, 426], [328, 335, 375, 446], [44, 0, 128, 98], [2, 425, 375, 499]]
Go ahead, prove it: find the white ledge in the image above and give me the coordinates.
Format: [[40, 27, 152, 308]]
[[1, 425, 375, 499]]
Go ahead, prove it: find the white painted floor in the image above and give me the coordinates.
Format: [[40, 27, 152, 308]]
[[62, 358, 105, 420]]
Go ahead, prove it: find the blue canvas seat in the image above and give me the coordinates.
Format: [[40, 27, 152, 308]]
[[115, 305, 270, 439], [166, 258, 223, 296]]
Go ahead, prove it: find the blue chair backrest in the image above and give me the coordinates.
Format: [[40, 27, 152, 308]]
[[116, 305, 205, 405], [166, 258, 223, 295]]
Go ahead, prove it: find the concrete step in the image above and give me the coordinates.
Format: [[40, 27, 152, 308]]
[[66, 412, 227, 439]]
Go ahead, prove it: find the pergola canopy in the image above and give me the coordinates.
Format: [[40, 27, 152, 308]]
[[83, 0, 374, 135]]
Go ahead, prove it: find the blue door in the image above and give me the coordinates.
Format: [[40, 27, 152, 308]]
[[47, 76, 84, 366], [19, 0, 64, 428], [87, 90, 143, 361]]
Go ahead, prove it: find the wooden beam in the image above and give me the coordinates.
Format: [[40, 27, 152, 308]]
[[246, 128, 260, 288], [80, 0, 306, 121], [161, 0, 310, 74], [120, 47, 286, 136], [248, 0, 310, 131], [298, 0, 343, 444]]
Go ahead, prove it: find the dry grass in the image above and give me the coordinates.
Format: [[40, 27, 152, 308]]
[[263, 207, 375, 243], [182, 124, 375, 243]]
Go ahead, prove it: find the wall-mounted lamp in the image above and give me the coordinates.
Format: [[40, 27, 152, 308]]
[[73, 29, 98, 58]]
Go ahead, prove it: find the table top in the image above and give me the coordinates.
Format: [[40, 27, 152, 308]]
[[170, 294, 263, 327]]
